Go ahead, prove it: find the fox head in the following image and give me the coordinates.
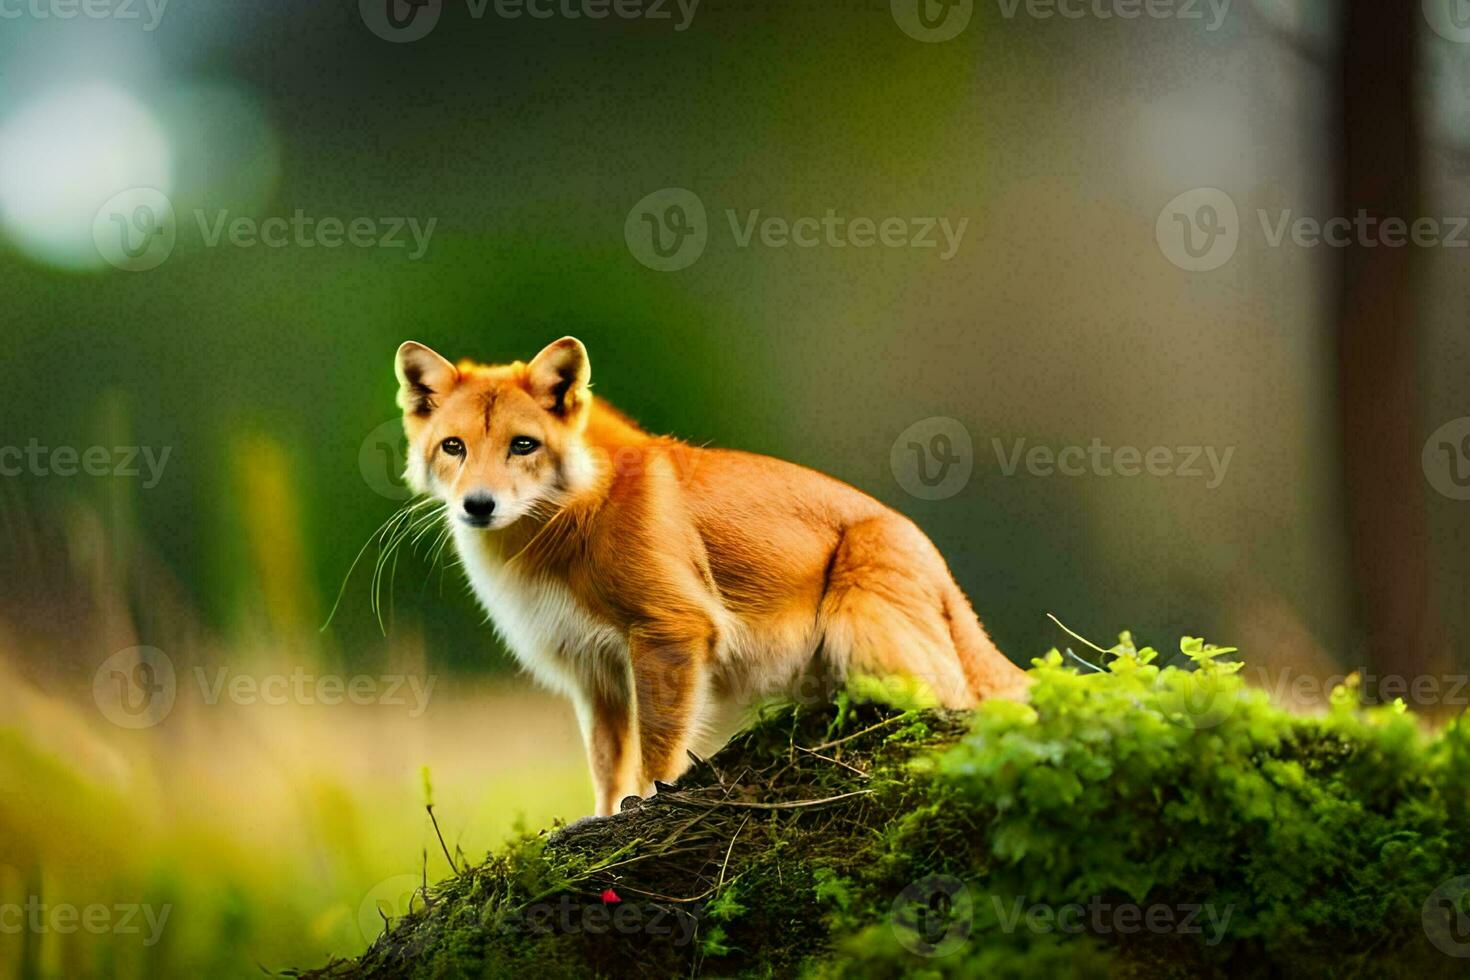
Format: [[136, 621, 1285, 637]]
[[394, 337, 596, 531]]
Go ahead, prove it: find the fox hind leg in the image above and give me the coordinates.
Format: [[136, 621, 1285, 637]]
[[817, 516, 1024, 708]]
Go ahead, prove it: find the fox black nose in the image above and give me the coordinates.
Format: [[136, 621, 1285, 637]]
[[462, 494, 496, 520]]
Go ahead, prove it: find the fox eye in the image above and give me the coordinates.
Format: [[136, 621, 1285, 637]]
[[440, 437, 465, 458], [509, 436, 540, 456]]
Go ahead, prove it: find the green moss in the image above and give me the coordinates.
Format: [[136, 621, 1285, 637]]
[[299, 637, 1470, 978]]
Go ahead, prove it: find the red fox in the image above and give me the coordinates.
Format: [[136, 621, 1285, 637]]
[[395, 337, 1029, 816]]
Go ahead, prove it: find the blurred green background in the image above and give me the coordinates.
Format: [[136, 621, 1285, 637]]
[[3, 0, 1470, 976]]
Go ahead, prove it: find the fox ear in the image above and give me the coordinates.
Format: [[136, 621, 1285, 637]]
[[396, 342, 457, 418], [526, 337, 591, 417]]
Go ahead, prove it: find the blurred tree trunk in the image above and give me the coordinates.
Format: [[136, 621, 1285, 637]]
[[1334, 1, 1446, 692]]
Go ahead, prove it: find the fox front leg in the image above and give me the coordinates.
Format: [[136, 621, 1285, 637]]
[[574, 684, 641, 818], [628, 626, 710, 795]]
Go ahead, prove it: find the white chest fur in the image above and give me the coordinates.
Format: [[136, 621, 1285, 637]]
[[452, 525, 626, 696]]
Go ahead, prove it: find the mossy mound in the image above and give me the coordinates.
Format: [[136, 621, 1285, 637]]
[[302, 637, 1470, 979]]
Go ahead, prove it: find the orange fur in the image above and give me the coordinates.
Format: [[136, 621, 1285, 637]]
[[396, 338, 1029, 816]]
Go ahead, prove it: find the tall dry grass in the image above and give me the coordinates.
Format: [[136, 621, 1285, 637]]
[[0, 436, 588, 978]]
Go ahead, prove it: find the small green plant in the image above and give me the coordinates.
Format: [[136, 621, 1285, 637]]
[[698, 884, 748, 959]]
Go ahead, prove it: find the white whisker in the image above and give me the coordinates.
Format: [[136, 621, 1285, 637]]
[[321, 494, 437, 632]]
